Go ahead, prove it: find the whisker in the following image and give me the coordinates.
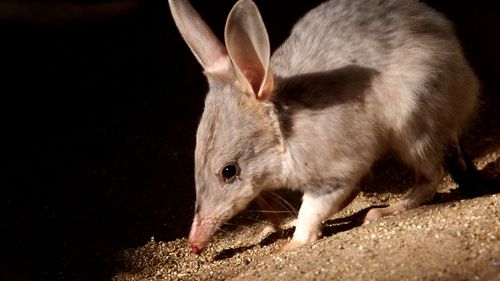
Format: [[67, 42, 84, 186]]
[[240, 216, 270, 224], [264, 191, 299, 215], [217, 227, 230, 234], [246, 210, 294, 214]]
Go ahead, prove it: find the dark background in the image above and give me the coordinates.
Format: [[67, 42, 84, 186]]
[[1, 0, 498, 280]]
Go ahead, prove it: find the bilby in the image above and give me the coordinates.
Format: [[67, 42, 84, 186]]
[[168, 0, 479, 253]]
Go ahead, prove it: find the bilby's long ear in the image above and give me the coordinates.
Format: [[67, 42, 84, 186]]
[[225, 0, 274, 100], [168, 0, 231, 74]]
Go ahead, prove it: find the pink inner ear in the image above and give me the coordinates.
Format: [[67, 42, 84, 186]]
[[242, 67, 264, 95]]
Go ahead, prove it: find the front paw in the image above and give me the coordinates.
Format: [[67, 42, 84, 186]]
[[260, 218, 297, 240], [259, 224, 278, 240], [276, 239, 308, 252], [275, 230, 321, 253], [283, 218, 297, 229]]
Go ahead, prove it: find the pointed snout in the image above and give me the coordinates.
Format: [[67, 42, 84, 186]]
[[188, 213, 218, 255], [188, 239, 207, 255]]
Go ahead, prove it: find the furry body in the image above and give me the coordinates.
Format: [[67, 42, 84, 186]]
[[169, 0, 479, 253]]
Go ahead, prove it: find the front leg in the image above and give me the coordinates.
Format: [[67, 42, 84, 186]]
[[281, 184, 359, 251], [256, 191, 288, 238]]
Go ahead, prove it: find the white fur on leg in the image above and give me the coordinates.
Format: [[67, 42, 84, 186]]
[[281, 187, 354, 251]]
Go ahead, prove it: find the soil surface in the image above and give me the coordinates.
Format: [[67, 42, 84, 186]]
[[109, 1, 500, 279], [112, 153, 500, 281]]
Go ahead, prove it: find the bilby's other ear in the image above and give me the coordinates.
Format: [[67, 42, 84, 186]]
[[168, 0, 232, 75], [225, 0, 274, 100]]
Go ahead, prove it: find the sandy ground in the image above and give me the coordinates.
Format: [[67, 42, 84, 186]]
[[112, 150, 500, 281], [2, 2, 498, 280], [107, 2, 500, 279]]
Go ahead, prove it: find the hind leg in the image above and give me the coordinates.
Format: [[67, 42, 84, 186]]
[[364, 164, 443, 224], [364, 136, 446, 226], [444, 138, 485, 197]]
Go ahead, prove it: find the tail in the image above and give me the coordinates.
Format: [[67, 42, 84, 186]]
[[444, 139, 498, 198]]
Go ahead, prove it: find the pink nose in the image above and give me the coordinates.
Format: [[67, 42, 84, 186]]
[[188, 240, 206, 255], [188, 213, 218, 254], [190, 244, 202, 254]]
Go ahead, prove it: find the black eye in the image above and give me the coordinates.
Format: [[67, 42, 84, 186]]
[[221, 163, 240, 184]]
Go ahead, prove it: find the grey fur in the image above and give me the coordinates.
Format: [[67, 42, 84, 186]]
[[168, 0, 478, 253]]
